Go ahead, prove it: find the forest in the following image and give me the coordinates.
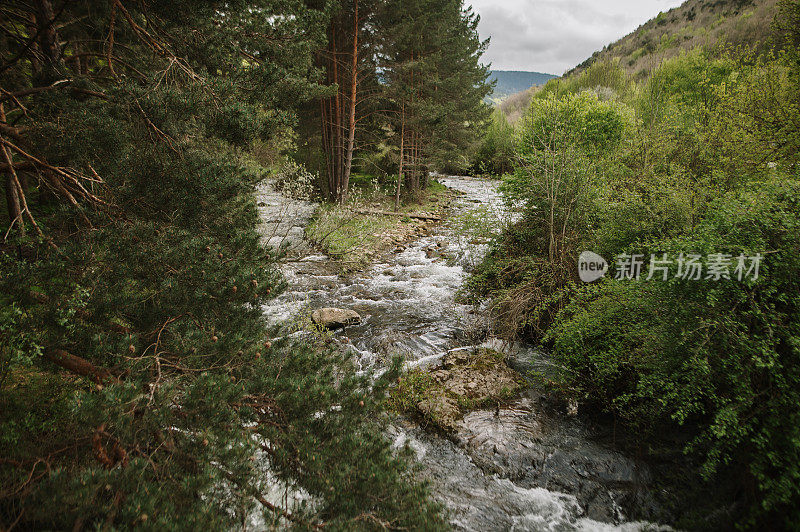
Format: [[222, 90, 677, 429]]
[[1, 0, 799, 530]]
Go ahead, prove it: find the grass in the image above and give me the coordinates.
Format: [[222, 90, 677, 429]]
[[466, 347, 507, 370], [387, 369, 438, 413], [306, 208, 398, 267], [305, 175, 451, 270]]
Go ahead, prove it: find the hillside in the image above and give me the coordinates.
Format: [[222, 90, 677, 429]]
[[499, 0, 781, 122], [488, 70, 557, 103], [498, 85, 542, 123], [567, 0, 780, 78]]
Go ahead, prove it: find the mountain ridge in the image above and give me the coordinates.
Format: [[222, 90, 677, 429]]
[[488, 70, 558, 103]]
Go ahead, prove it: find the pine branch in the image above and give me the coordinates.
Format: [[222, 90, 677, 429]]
[[44, 348, 118, 385], [219, 468, 324, 529]]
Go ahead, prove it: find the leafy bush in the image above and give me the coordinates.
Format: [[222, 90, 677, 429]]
[[470, 92, 630, 338], [273, 159, 317, 200], [546, 175, 800, 527], [469, 109, 515, 176], [538, 60, 632, 101]]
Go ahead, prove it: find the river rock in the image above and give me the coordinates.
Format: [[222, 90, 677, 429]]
[[450, 395, 661, 525], [434, 350, 520, 404], [398, 348, 524, 434], [311, 308, 361, 330]]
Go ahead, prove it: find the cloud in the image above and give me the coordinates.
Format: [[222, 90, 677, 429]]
[[469, 0, 684, 74]]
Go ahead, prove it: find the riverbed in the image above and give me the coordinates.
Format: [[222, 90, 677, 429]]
[[257, 176, 670, 531]]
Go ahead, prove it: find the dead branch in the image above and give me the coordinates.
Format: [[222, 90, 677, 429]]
[[92, 424, 128, 470], [0, 79, 70, 102], [219, 468, 324, 529], [70, 52, 146, 80], [113, 0, 202, 84], [0, 121, 26, 142], [0, 136, 109, 211], [132, 98, 178, 152], [2, 142, 51, 243]]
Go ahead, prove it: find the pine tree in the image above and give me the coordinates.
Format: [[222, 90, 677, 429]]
[[317, 0, 383, 203], [377, 0, 492, 201], [424, 1, 493, 172], [0, 1, 445, 528]]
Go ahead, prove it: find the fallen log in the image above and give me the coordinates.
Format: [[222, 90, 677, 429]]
[[352, 209, 441, 221]]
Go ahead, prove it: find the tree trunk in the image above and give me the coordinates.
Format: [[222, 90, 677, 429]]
[[319, 40, 335, 201], [411, 131, 419, 193], [1, 102, 25, 237], [320, 97, 334, 200], [340, 0, 358, 204], [4, 173, 23, 236], [415, 134, 422, 190], [33, 0, 63, 82], [395, 102, 405, 212], [332, 30, 343, 201], [27, 11, 41, 76]]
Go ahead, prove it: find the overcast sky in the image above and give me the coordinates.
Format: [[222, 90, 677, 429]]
[[468, 0, 685, 75]]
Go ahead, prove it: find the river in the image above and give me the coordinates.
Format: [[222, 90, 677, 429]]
[[256, 176, 670, 531]]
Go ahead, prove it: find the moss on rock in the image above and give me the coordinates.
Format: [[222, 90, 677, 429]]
[[389, 348, 525, 432]]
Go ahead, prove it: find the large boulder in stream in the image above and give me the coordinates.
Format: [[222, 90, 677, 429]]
[[391, 348, 524, 432], [311, 308, 361, 330]]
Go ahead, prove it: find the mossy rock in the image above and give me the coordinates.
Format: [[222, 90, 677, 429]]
[[390, 348, 525, 432]]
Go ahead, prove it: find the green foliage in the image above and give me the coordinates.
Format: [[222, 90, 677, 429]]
[[492, 56, 639, 129], [538, 60, 632, 101], [469, 109, 515, 176], [0, 301, 40, 390], [469, 93, 631, 338], [468, 4, 800, 525], [388, 370, 438, 414], [516, 91, 629, 157], [547, 175, 800, 527], [704, 52, 800, 181], [636, 48, 736, 128], [0, 146, 443, 529]]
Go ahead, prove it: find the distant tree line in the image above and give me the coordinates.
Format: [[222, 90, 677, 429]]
[[313, 0, 491, 205]]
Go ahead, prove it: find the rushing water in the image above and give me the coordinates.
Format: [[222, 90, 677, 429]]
[[257, 177, 670, 531]]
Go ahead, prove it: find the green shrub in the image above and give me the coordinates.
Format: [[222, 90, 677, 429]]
[[470, 109, 515, 176], [546, 175, 800, 526], [538, 60, 631, 101]]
